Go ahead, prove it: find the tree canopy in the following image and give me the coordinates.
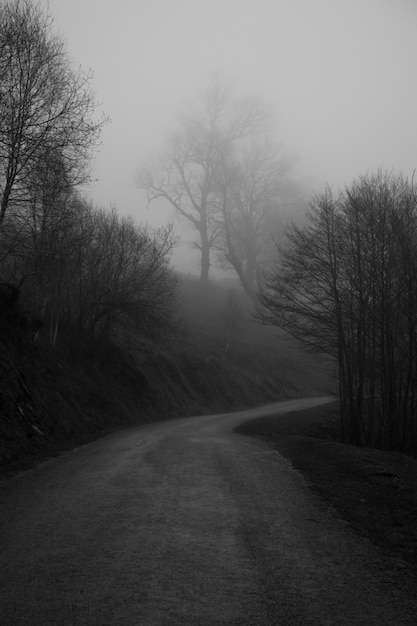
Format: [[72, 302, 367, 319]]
[[0, 0, 106, 228]]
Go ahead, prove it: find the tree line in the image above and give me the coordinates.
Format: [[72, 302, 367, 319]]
[[0, 0, 177, 349], [259, 171, 417, 453]]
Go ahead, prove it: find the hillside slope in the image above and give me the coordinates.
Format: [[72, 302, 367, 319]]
[[0, 276, 332, 475], [0, 334, 291, 474]]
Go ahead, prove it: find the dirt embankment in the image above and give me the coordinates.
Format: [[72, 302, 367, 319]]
[[236, 402, 417, 569], [0, 329, 297, 478]]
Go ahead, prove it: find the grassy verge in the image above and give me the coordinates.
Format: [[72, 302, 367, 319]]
[[235, 402, 417, 569]]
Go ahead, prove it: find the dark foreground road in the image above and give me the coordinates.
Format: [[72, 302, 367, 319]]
[[1, 397, 417, 625]]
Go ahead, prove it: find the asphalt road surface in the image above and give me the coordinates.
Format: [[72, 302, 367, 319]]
[[1, 396, 417, 625]]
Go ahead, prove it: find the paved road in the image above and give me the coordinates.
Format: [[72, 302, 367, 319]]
[[1, 397, 416, 625]]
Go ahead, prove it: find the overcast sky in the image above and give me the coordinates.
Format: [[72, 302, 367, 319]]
[[40, 0, 416, 272]]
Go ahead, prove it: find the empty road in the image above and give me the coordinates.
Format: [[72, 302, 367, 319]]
[[1, 397, 416, 625]]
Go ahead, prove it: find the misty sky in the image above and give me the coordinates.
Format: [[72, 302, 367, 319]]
[[40, 0, 416, 272]]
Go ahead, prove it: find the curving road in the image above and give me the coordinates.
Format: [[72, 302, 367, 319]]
[[1, 397, 416, 625]]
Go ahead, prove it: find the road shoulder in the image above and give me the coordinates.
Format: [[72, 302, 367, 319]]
[[235, 402, 417, 571]]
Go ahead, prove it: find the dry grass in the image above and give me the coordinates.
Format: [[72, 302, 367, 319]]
[[236, 402, 417, 569]]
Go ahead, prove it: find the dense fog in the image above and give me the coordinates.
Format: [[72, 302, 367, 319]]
[[39, 0, 417, 275]]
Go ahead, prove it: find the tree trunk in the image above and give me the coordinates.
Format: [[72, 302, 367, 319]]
[[0, 183, 13, 228], [200, 235, 210, 284]]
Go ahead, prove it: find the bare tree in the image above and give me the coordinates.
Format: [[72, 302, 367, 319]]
[[0, 0, 106, 228], [63, 206, 178, 343], [137, 75, 271, 284], [214, 138, 292, 299], [258, 171, 417, 453]]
